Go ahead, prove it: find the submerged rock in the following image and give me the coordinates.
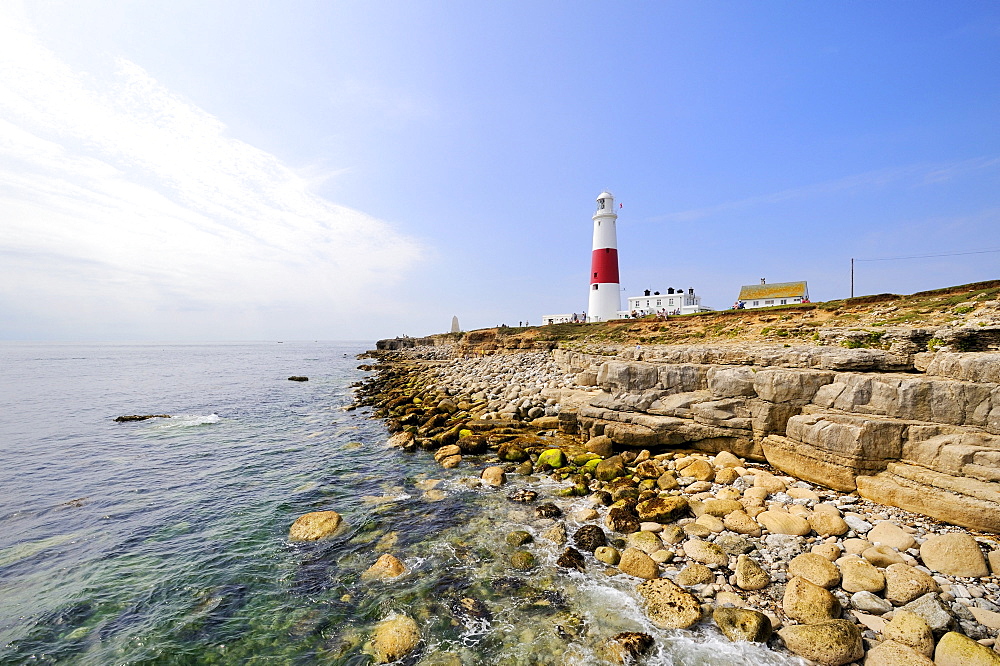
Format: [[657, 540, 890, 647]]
[[599, 631, 655, 664], [288, 511, 343, 541], [369, 613, 421, 663], [361, 553, 406, 581]]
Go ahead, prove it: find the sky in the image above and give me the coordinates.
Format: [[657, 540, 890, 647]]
[[1, 1, 998, 341]]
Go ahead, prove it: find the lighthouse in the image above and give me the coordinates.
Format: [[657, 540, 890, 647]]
[[587, 191, 621, 322]]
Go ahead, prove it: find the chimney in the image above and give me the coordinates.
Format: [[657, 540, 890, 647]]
[[688, 288, 694, 295], [667, 287, 674, 294], [644, 289, 651, 296]]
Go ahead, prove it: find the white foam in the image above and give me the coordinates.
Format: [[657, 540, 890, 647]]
[[150, 413, 221, 429]]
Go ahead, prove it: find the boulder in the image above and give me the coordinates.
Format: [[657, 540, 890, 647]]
[[723, 510, 762, 536], [867, 521, 916, 551], [537, 447, 567, 468], [361, 553, 406, 581], [812, 543, 843, 561], [713, 450, 743, 468], [838, 556, 886, 594], [783, 576, 842, 624], [509, 550, 536, 571], [683, 459, 716, 482], [734, 554, 771, 591], [505, 530, 533, 547], [884, 563, 939, 606], [898, 593, 953, 632], [573, 525, 607, 552], [369, 613, 421, 663], [788, 552, 842, 588], [713, 607, 772, 643], [636, 578, 702, 629], [627, 530, 664, 555], [619, 547, 659, 579], [599, 632, 655, 665], [919, 532, 989, 577], [556, 547, 586, 572], [777, 619, 864, 666], [702, 499, 744, 517], [883, 609, 933, 657], [684, 539, 729, 566], [595, 456, 626, 481], [433, 444, 462, 462], [676, 563, 714, 587], [809, 511, 850, 537], [481, 466, 506, 486], [586, 435, 615, 457], [605, 507, 640, 534], [595, 546, 621, 565], [756, 509, 811, 536], [752, 471, 787, 494], [289, 510, 343, 541], [864, 640, 934, 666], [863, 544, 906, 568], [851, 590, 892, 615], [635, 496, 689, 523], [934, 631, 1000, 666]]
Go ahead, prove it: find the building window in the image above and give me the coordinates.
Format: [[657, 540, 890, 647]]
[[753, 301, 759, 306], [593, 284, 598, 290], [656, 300, 661, 306], [780, 299, 787, 305], [765, 300, 774, 305]]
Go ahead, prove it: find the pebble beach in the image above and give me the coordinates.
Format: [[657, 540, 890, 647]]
[[348, 342, 1000, 665]]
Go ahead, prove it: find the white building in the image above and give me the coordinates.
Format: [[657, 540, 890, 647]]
[[735, 279, 809, 309], [620, 287, 712, 318]]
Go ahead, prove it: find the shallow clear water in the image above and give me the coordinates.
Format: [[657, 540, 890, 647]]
[[0, 342, 802, 665]]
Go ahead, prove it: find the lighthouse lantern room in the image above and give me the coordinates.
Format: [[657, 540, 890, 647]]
[[588, 191, 621, 322]]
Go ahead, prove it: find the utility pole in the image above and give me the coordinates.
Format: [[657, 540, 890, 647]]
[[850, 258, 854, 298]]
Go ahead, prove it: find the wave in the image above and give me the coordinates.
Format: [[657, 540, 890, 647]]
[[149, 414, 222, 429]]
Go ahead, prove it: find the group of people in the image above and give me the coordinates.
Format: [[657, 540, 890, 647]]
[[570, 312, 587, 323], [629, 309, 679, 320]]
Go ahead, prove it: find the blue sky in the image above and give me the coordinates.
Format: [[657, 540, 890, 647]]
[[1, 1, 998, 340]]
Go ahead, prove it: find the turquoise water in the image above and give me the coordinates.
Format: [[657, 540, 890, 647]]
[[0, 342, 801, 665]]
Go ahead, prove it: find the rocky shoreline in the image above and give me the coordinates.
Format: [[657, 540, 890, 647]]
[[345, 340, 1000, 665]]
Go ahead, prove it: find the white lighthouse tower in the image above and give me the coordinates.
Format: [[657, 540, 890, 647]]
[[588, 191, 621, 322]]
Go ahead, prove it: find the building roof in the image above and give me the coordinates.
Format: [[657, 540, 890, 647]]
[[737, 281, 808, 301]]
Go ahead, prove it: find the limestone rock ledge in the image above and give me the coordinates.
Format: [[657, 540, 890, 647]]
[[857, 463, 1000, 533], [553, 344, 1000, 533]]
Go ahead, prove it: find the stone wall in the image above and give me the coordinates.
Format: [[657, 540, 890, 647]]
[[554, 345, 1000, 532]]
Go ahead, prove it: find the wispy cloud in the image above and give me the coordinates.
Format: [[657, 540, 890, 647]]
[[647, 157, 1000, 225], [0, 7, 423, 339]]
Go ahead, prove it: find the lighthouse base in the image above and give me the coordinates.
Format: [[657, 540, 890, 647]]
[[588, 283, 621, 322]]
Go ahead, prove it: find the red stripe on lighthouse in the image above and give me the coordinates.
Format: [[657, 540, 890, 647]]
[[590, 248, 620, 284]]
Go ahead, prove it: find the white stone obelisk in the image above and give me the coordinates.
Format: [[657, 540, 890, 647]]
[[587, 191, 621, 322]]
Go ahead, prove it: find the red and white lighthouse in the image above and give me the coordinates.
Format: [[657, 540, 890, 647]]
[[588, 191, 621, 322]]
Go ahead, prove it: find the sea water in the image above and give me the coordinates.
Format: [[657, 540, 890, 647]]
[[0, 342, 802, 665]]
